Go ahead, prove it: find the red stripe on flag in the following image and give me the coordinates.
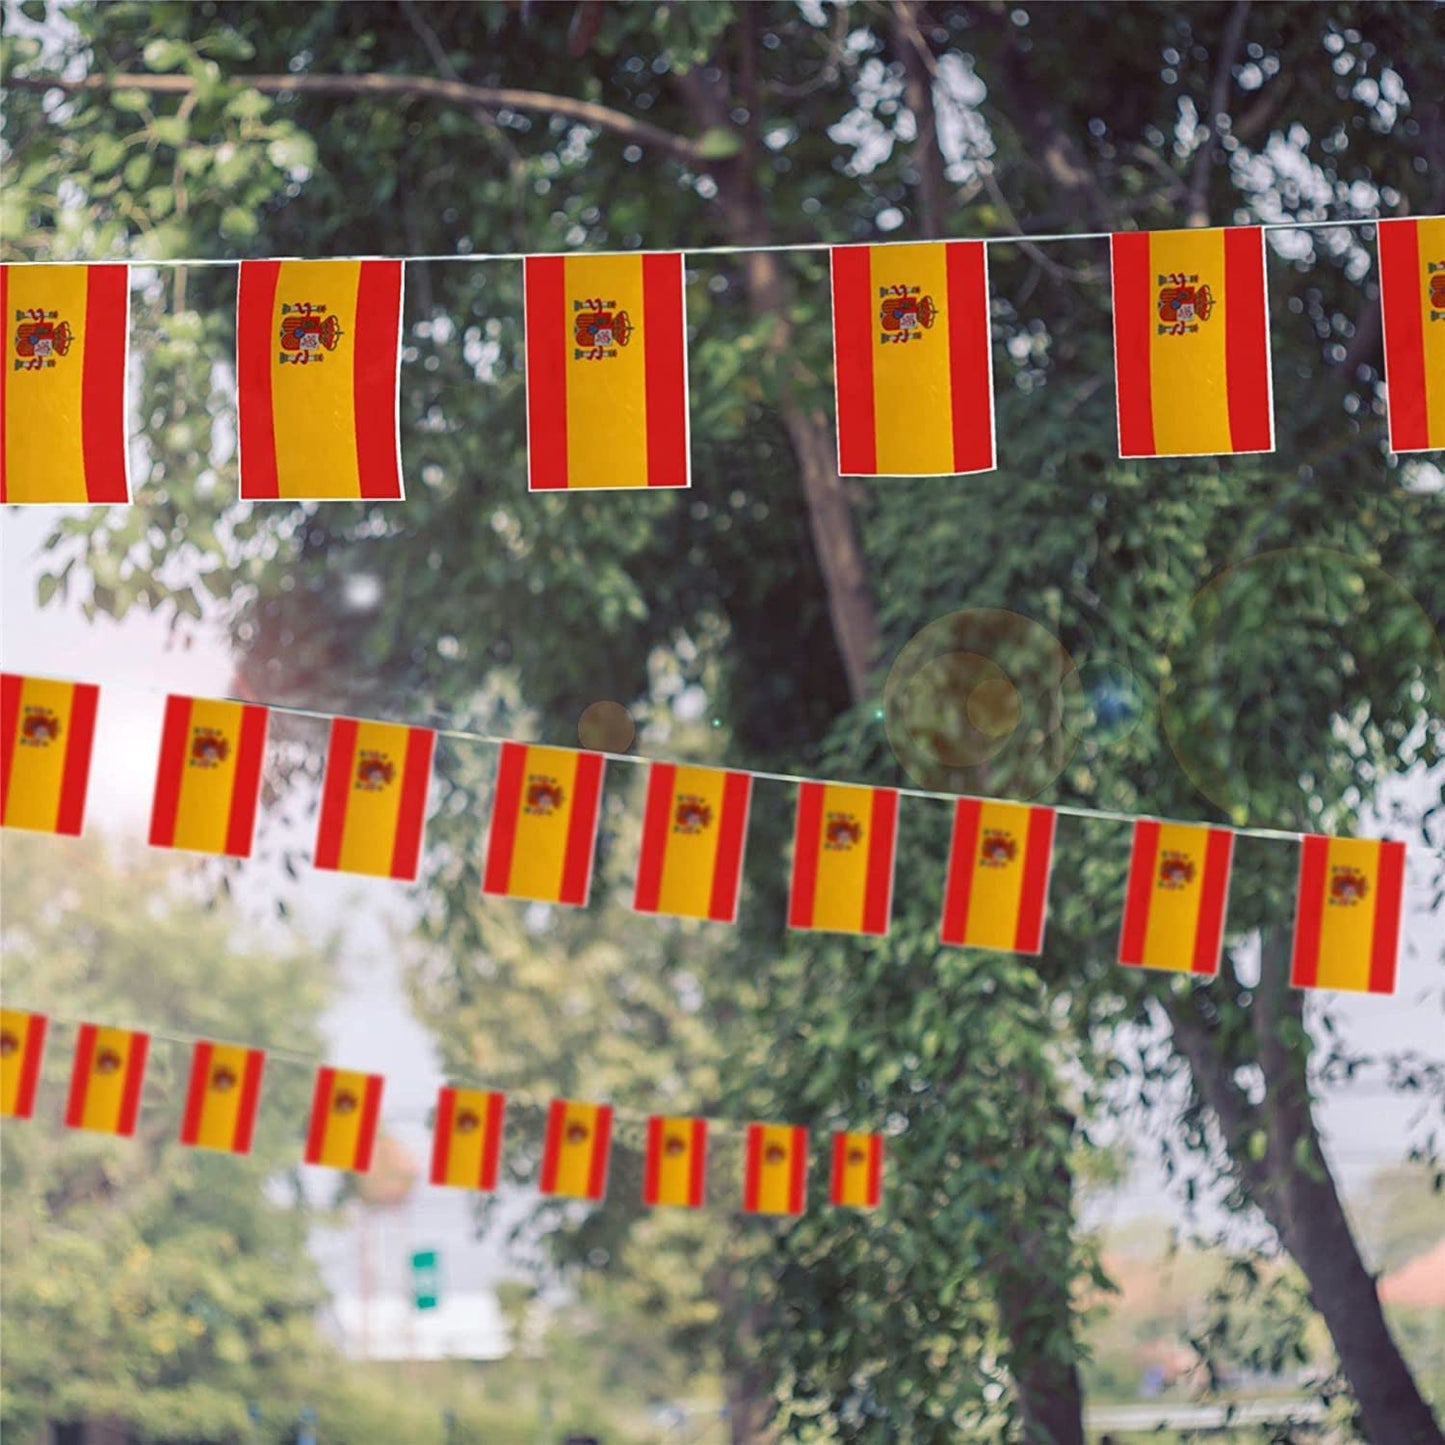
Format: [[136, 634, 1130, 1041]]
[[237, 261, 282, 499], [642, 253, 689, 487], [828, 1133, 846, 1206], [81, 266, 130, 502], [642, 1117, 662, 1204], [1118, 820, 1159, 965], [179, 1040, 213, 1146], [1378, 220, 1430, 453], [788, 783, 826, 929], [12, 1015, 47, 1120], [1110, 233, 1155, 457], [633, 763, 676, 914], [867, 1134, 883, 1208], [1015, 806, 1056, 954], [832, 247, 878, 474], [788, 1127, 808, 1214], [1223, 227, 1272, 452], [689, 1118, 707, 1208], [304, 1069, 335, 1165], [55, 682, 99, 837], [742, 1125, 763, 1213], [861, 789, 899, 935], [116, 1033, 148, 1137], [708, 771, 752, 923], [1192, 829, 1234, 976], [525, 258, 570, 490], [0, 673, 22, 819], [233, 1049, 265, 1155], [1289, 836, 1330, 989], [313, 717, 359, 871], [559, 752, 604, 907], [65, 1024, 97, 1129], [224, 705, 268, 859], [482, 742, 527, 895], [539, 1100, 567, 1193], [587, 1106, 613, 1201], [945, 241, 995, 473], [390, 727, 434, 880], [481, 1092, 506, 1190], [148, 696, 193, 847], [430, 1087, 456, 1186], [1369, 840, 1406, 996], [354, 1076, 383, 1173], [940, 798, 982, 946], [353, 261, 404, 499]]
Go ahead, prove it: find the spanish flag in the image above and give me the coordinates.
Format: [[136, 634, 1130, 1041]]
[[642, 1115, 707, 1209], [313, 718, 435, 881], [2, 674, 100, 836], [430, 1086, 506, 1191], [179, 1041, 265, 1155], [1118, 821, 1234, 976], [1377, 217, 1445, 454], [539, 1099, 613, 1201], [940, 799, 1056, 954], [831, 241, 995, 476], [237, 259, 404, 500], [482, 743, 605, 907], [1, 263, 130, 504], [788, 783, 898, 936], [148, 696, 269, 858], [524, 252, 689, 490], [1290, 835, 1405, 996], [304, 1067, 383, 1172], [743, 1123, 807, 1217], [633, 763, 752, 923], [829, 1131, 883, 1210], [1111, 226, 1273, 458], [0, 1009, 47, 1120], [64, 1024, 148, 1137]]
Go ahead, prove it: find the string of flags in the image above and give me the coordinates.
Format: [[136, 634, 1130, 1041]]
[[0, 1010, 881, 1216], [2, 217, 1440, 504], [1, 672, 1418, 996]]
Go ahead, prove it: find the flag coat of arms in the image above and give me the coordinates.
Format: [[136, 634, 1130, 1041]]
[[1118, 821, 1235, 976], [305, 1067, 384, 1172], [539, 1099, 613, 1201], [482, 743, 605, 907], [524, 252, 689, 490], [633, 763, 752, 923], [148, 696, 269, 858], [831, 241, 995, 476], [1, 674, 100, 836], [64, 1024, 148, 1137], [1377, 217, 1445, 454], [237, 259, 404, 500], [179, 1041, 265, 1155], [314, 718, 435, 881], [743, 1123, 807, 1216], [0, 1009, 47, 1120], [1, 263, 130, 503], [1290, 835, 1405, 996], [430, 1086, 507, 1191], [642, 1115, 708, 1209], [788, 783, 899, 936], [1110, 226, 1273, 458], [940, 799, 1056, 954], [829, 1131, 884, 1210]]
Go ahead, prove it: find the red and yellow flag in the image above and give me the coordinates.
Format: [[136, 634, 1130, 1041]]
[[832, 241, 994, 477], [1290, 835, 1405, 996], [940, 799, 1056, 954], [1118, 821, 1234, 976], [2, 674, 100, 836], [304, 1067, 384, 1172], [237, 259, 404, 500], [743, 1123, 807, 1217], [539, 1099, 613, 1201], [524, 252, 689, 491], [633, 763, 752, 923], [1378, 217, 1445, 454], [642, 1115, 707, 1209], [314, 718, 435, 881], [430, 1086, 506, 1191], [64, 1024, 148, 1137], [788, 783, 898, 936], [829, 1131, 883, 1210], [148, 696, 268, 858], [179, 1041, 265, 1155], [0, 1009, 47, 1120], [482, 743, 605, 907], [1, 264, 130, 504], [1111, 227, 1273, 458]]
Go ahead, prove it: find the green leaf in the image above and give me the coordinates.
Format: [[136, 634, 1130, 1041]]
[[219, 206, 259, 242], [142, 38, 190, 71], [695, 126, 742, 160], [111, 88, 151, 113], [266, 133, 317, 173]]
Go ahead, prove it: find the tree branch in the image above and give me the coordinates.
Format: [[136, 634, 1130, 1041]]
[[1185, 0, 1252, 227]]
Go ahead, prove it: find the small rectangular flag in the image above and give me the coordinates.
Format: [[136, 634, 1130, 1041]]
[[1118, 820, 1234, 976], [539, 1099, 613, 1201], [633, 763, 752, 923], [743, 1123, 807, 1217], [829, 1131, 884, 1210], [2, 674, 100, 836], [1111, 226, 1273, 458], [430, 1086, 506, 1191], [788, 783, 899, 936], [831, 241, 995, 476], [64, 1024, 148, 1137], [642, 1115, 708, 1209], [237, 259, 404, 500], [148, 695, 269, 858], [482, 742, 605, 907], [314, 717, 435, 881], [179, 1041, 265, 1155], [940, 799, 1056, 954], [1377, 217, 1445, 454], [304, 1068, 383, 1172], [0, 1009, 47, 1120], [524, 252, 689, 490], [1, 263, 130, 503], [1290, 835, 1406, 996]]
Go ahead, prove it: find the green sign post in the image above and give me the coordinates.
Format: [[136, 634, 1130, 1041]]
[[410, 1248, 439, 1311]]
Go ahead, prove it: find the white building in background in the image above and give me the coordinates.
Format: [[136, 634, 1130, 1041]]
[[322, 1291, 509, 1364]]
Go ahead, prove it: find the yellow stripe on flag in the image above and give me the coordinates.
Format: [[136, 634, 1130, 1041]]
[[650, 1117, 700, 1207], [749, 1124, 801, 1215], [170, 698, 249, 853], [505, 746, 583, 902], [810, 784, 876, 933], [315, 1070, 371, 1170], [0, 1009, 40, 1117], [1141, 823, 1209, 970], [5, 677, 77, 831], [190, 1044, 252, 1152], [439, 1088, 497, 1189], [653, 766, 731, 918], [78, 1027, 139, 1133], [1314, 838, 1384, 992], [833, 1132, 880, 1208], [1149, 229, 1230, 456], [965, 801, 1032, 950], [335, 721, 411, 875], [548, 1101, 605, 1198]]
